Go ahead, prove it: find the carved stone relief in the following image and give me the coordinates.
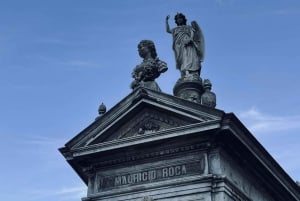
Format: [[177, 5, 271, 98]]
[[93, 153, 206, 193], [95, 108, 200, 142]]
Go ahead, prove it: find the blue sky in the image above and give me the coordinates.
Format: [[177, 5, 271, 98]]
[[1, 0, 300, 200]]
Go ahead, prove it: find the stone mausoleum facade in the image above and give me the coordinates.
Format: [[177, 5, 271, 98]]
[[59, 88, 300, 201], [59, 13, 300, 201]]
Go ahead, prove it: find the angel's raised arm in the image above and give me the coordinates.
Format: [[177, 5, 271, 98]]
[[165, 15, 172, 34]]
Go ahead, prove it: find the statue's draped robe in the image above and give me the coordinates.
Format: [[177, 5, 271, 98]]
[[172, 25, 200, 73]]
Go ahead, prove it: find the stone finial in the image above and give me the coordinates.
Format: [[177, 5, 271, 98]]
[[201, 79, 216, 108], [98, 102, 106, 116], [203, 79, 212, 90]]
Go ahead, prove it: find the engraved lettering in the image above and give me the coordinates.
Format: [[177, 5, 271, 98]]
[[182, 165, 187, 174], [169, 166, 175, 177], [162, 168, 168, 177], [127, 174, 133, 184], [149, 170, 156, 180], [175, 165, 181, 175], [99, 161, 203, 191], [132, 173, 138, 183], [122, 175, 127, 184], [142, 172, 148, 181], [115, 176, 122, 186]]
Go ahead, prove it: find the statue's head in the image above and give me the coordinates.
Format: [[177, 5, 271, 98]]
[[138, 40, 157, 59], [174, 13, 187, 25]]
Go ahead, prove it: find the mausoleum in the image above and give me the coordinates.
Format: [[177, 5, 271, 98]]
[[59, 13, 300, 201]]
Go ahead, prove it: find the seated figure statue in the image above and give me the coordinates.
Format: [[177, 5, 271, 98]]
[[131, 40, 168, 91]]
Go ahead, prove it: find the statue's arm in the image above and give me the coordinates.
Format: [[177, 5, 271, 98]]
[[165, 15, 172, 34]]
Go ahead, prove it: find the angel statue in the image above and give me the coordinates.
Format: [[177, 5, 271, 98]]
[[166, 13, 205, 80]]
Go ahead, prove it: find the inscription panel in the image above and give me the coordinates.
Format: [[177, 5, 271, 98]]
[[94, 154, 205, 192]]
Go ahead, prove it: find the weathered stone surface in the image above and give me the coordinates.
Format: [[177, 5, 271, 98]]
[[173, 78, 203, 103], [60, 88, 300, 201], [131, 40, 167, 92], [94, 153, 205, 192], [63, 88, 221, 149], [201, 79, 216, 108], [165, 13, 219, 107], [142, 196, 153, 201]]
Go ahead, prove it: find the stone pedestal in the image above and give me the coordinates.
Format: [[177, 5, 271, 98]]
[[173, 78, 203, 103]]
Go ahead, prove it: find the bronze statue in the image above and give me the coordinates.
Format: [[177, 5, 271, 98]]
[[131, 40, 168, 91], [166, 13, 205, 80]]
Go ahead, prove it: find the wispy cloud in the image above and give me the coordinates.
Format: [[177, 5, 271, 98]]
[[238, 107, 300, 133], [21, 135, 66, 145], [271, 142, 300, 181], [51, 186, 87, 200], [34, 54, 97, 70], [35, 37, 69, 45], [12, 185, 87, 201], [34, 37, 88, 46], [62, 59, 98, 68], [215, 0, 234, 7], [272, 8, 300, 16], [10, 135, 69, 169], [238, 108, 300, 181]]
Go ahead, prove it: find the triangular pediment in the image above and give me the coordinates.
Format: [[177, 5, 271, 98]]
[[89, 106, 201, 144], [65, 88, 224, 149]]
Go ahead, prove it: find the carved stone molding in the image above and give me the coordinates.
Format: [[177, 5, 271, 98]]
[[92, 142, 210, 169], [142, 196, 154, 201]]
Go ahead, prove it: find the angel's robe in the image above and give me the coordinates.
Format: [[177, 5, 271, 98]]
[[171, 25, 201, 74]]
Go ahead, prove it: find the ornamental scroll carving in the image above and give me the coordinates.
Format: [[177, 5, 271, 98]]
[[115, 110, 186, 140], [138, 120, 160, 134]]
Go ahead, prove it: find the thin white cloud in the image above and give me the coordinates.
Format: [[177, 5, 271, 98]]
[[34, 36, 89, 46], [238, 108, 300, 182], [15, 185, 87, 201], [272, 8, 300, 15], [215, 0, 234, 7], [271, 143, 300, 181], [24, 54, 99, 69], [21, 135, 66, 145], [35, 37, 68, 45], [10, 135, 69, 169], [62, 60, 98, 68], [53, 186, 87, 198], [238, 107, 300, 133]]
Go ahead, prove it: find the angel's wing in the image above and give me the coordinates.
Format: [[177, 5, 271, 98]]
[[191, 20, 205, 61]]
